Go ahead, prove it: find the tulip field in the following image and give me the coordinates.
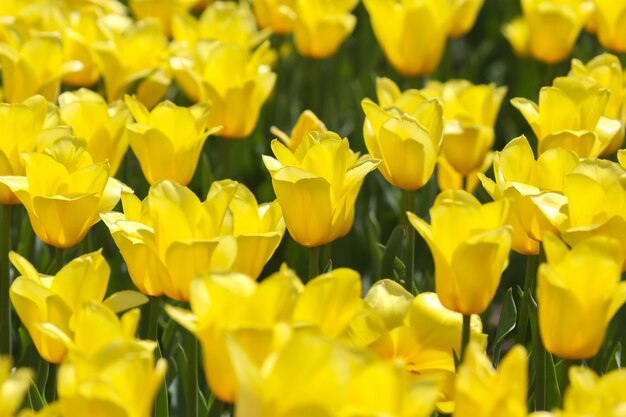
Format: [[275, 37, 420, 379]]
[[2, 0, 626, 416]]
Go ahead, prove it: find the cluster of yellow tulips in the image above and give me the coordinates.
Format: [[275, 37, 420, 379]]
[[1, 0, 626, 416]]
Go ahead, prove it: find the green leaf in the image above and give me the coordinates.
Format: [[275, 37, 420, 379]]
[[545, 352, 561, 410], [605, 342, 622, 372], [380, 225, 407, 281], [154, 343, 169, 417], [493, 288, 518, 366]]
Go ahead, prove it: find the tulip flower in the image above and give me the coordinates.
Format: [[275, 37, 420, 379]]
[[537, 233, 626, 359], [8, 250, 147, 363], [263, 131, 379, 247], [479, 135, 576, 254], [0, 32, 82, 103], [569, 53, 625, 154], [511, 75, 622, 158], [129, 0, 196, 36], [252, 0, 296, 34], [291, 0, 357, 59], [170, 40, 276, 138], [271, 109, 327, 152], [61, 8, 106, 87], [437, 153, 493, 193], [0, 356, 33, 416], [502, 0, 594, 64], [54, 302, 167, 417], [58, 89, 131, 176], [362, 82, 443, 191], [102, 180, 285, 301], [167, 266, 302, 402], [559, 159, 626, 269], [408, 190, 512, 314], [367, 289, 486, 413], [422, 79, 506, 177], [455, 343, 528, 417], [172, 1, 269, 49], [124, 95, 219, 185], [363, 0, 453, 76], [449, 0, 485, 37], [92, 19, 171, 109], [0, 138, 131, 248], [0, 95, 70, 205], [592, 0, 626, 53]]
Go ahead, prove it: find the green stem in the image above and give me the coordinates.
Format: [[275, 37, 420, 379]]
[[0, 205, 11, 356], [308, 245, 320, 281], [146, 296, 160, 341], [536, 339, 546, 410], [460, 314, 471, 363], [320, 243, 332, 273], [52, 247, 64, 274], [185, 329, 198, 417], [516, 254, 538, 344], [402, 189, 417, 293]]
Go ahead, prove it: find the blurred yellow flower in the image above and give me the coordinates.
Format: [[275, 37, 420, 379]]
[[171, 40, 276, 138], [363, 0, 453, 76], [455, 343, 528, 417], [263, 131, 379, 247], [437, 152, 493, 193], [362, 79, 443, 190], [408, 190, 512, 314], [0, 32, 82, 103], [0, 356, 32, 417], [9, 250, 146, 363], [448, 0, 485, 37], [512, 75, 622, 158], [0, 95, 70, 205], [422, 79, 506, 176], [554, 366, 626, 416], [592, 0, 626, 53], [102, 180, 285, 301], [92, 19, 171, 109], [0, 138, 130, 248], [61, 8, 106, 87], [167, 266, 302, 402], [538, 233, 626, 359], [291, 0, 357, 58], [129, 0, 196, 36], [271, 109, 327, 152], [479, 135, 576, 254], [59, 89, 131, 176], [55, 302, 166, 417], [252, 0, 296, 34], [503, 0, 593, 64], [125, 95, 219, 185], [569, 53, 625, 154]]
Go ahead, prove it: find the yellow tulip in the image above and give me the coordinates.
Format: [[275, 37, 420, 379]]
[[363, 0, 453, 76], [92, 19, 170, 109], [291, 0, 357, 58], [61, 8, 106, 87], [172, 1, 269, 50], [0, 32, 82, 103], [569, 53, 625, 154], [252, 0, 296, 34], [8, 250, 146, 363], [55, 302, 166, 417], [502, 0, 593, 64], [58, 89, 131, 176], [124, 95, 219, 185], [448, 0, 485, 37], [479, 135, 576, 254], [362, 83, 443, 190], [263, 131, 379, 247], [170, 40, 276, 138], [367, 289, 486, 413], [559, 159, 626, 269], [0, 356, 33, 417], [422, 79, 506, 176], [437, 152, 493, 193], [0, 95, 70, 205], [129, 0, 196, 36], [271, 109, 327, 152], [455, 343, 528, 417], [537, 233, 626, 359], [0, 138, 131, 248], [101, 179, 285, 301], [592, 0, 626, 53], [511, 75, 622, 157], [556, 367, 626, 416], [408, 190, 512, 314], [166, 266, 302, 402]]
